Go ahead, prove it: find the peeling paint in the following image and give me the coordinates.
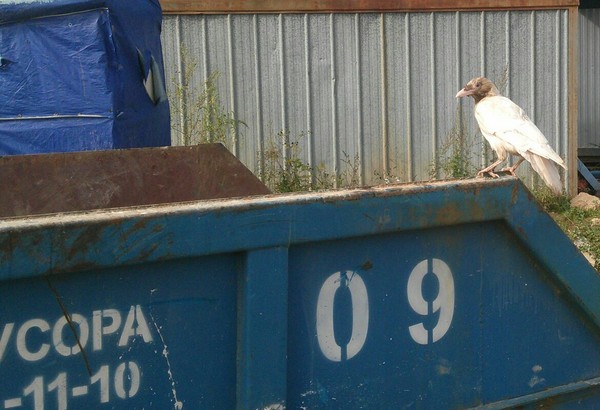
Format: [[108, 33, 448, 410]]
[[436, 359, 452, 376], [529, 364, 546, 388]]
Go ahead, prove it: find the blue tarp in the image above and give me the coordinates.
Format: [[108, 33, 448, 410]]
[[0, 0, 170, 155]]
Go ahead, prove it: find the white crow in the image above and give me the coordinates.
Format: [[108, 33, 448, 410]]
[[456, 76, 566, 195]]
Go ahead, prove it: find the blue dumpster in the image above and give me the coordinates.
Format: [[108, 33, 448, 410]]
[[0, 0, 170, 155], [1, 177, 599, 409]]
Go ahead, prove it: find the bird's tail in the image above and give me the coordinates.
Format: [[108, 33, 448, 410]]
[[526, 153, 563, 195]]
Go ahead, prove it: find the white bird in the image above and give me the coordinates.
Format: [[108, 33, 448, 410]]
[[456, 76, 566, 195]]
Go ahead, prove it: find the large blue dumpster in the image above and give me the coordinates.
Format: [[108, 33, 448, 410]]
[[0, 0, 170, 155], [1, 177, 600, 409]]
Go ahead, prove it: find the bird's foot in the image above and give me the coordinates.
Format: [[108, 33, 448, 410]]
[[500, 167, 517, 176], [477, 169, 499, 178]]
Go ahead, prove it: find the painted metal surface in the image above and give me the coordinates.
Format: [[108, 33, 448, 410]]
[[0, 177, 600, 408], [579, 7, 600, 152], [0, 144, 270, 218], [161, 9, 573, 193]]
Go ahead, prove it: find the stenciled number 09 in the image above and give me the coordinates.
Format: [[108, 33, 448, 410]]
[[316, 258, 455, 362]]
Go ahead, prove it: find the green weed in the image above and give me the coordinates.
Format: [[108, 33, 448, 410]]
[[258, 131, 361, 193], [430, 105, 479, 180], [259, 130, 313, 193], [169, 51, 245, 149]]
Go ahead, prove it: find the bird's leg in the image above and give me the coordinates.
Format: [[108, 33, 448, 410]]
[[477, 158, 505, 178], [501, 157, 525, 176]]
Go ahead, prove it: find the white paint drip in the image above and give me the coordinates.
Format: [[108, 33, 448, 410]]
[[150, 314, 183, 410], [263, 402, 285, 410], [300, 390, 317, 397]]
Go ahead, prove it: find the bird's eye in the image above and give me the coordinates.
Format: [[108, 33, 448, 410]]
[[476, 82, 481, 87]]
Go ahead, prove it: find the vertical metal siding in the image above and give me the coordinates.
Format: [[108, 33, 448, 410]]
[[579, 8, 600, 150], [359, 14, 384, 183], [162, 10, 571, 191], [329, 14, 359, 183], [383, 13, 409, 181], [308, 14, 334, 179], [229, 15, 257, 159]]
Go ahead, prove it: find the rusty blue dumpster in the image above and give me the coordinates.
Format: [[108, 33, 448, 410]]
[[1, 176, 600, 409]]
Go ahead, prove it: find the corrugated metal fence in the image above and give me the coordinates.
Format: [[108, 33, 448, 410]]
[[579, 7, 600, 152], [161, 9, 573, 191]]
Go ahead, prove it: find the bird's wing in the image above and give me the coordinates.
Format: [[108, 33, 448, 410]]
[[475, 96, 566, 169]]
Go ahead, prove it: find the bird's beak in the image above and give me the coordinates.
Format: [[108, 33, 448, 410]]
[[455, 88, 473, 98]]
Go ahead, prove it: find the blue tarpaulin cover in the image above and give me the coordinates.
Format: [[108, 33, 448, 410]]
[[0, 0, 170, 155]]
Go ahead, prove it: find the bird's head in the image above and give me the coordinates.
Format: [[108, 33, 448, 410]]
[[456, 77, 499, 103]]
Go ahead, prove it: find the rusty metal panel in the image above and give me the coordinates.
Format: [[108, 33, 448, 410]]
[[0, 144, 270, 218], [162, 9, 573, 192], [1, 178, 600, 408]]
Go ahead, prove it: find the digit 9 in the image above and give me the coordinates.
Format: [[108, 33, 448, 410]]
[[407, 258, 455, 345]]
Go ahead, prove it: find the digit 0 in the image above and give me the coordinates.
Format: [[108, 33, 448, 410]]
[[316, 271, 369, 362], [407, 258, 455, 345], [115, 361, 141, 399]]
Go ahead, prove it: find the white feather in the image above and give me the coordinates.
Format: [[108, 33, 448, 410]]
[[524, 153, 563, 195], [474, 95, 565, 192]]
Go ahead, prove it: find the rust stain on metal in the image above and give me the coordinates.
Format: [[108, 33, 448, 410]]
[[455, 179, 485, 196], [0, 144, 270, 218], [65, 225, 106, 262], [135, 243, 160, 263], [0, 231, 48, 267], [116, 221, 166, 262], [511, 183, 520, 205], [118, 219, 150, 243], [518, 225, 528, 241], [434, 204, 463, 226]]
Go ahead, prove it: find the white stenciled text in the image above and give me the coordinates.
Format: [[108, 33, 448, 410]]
[[0, 305, 153, 364]]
